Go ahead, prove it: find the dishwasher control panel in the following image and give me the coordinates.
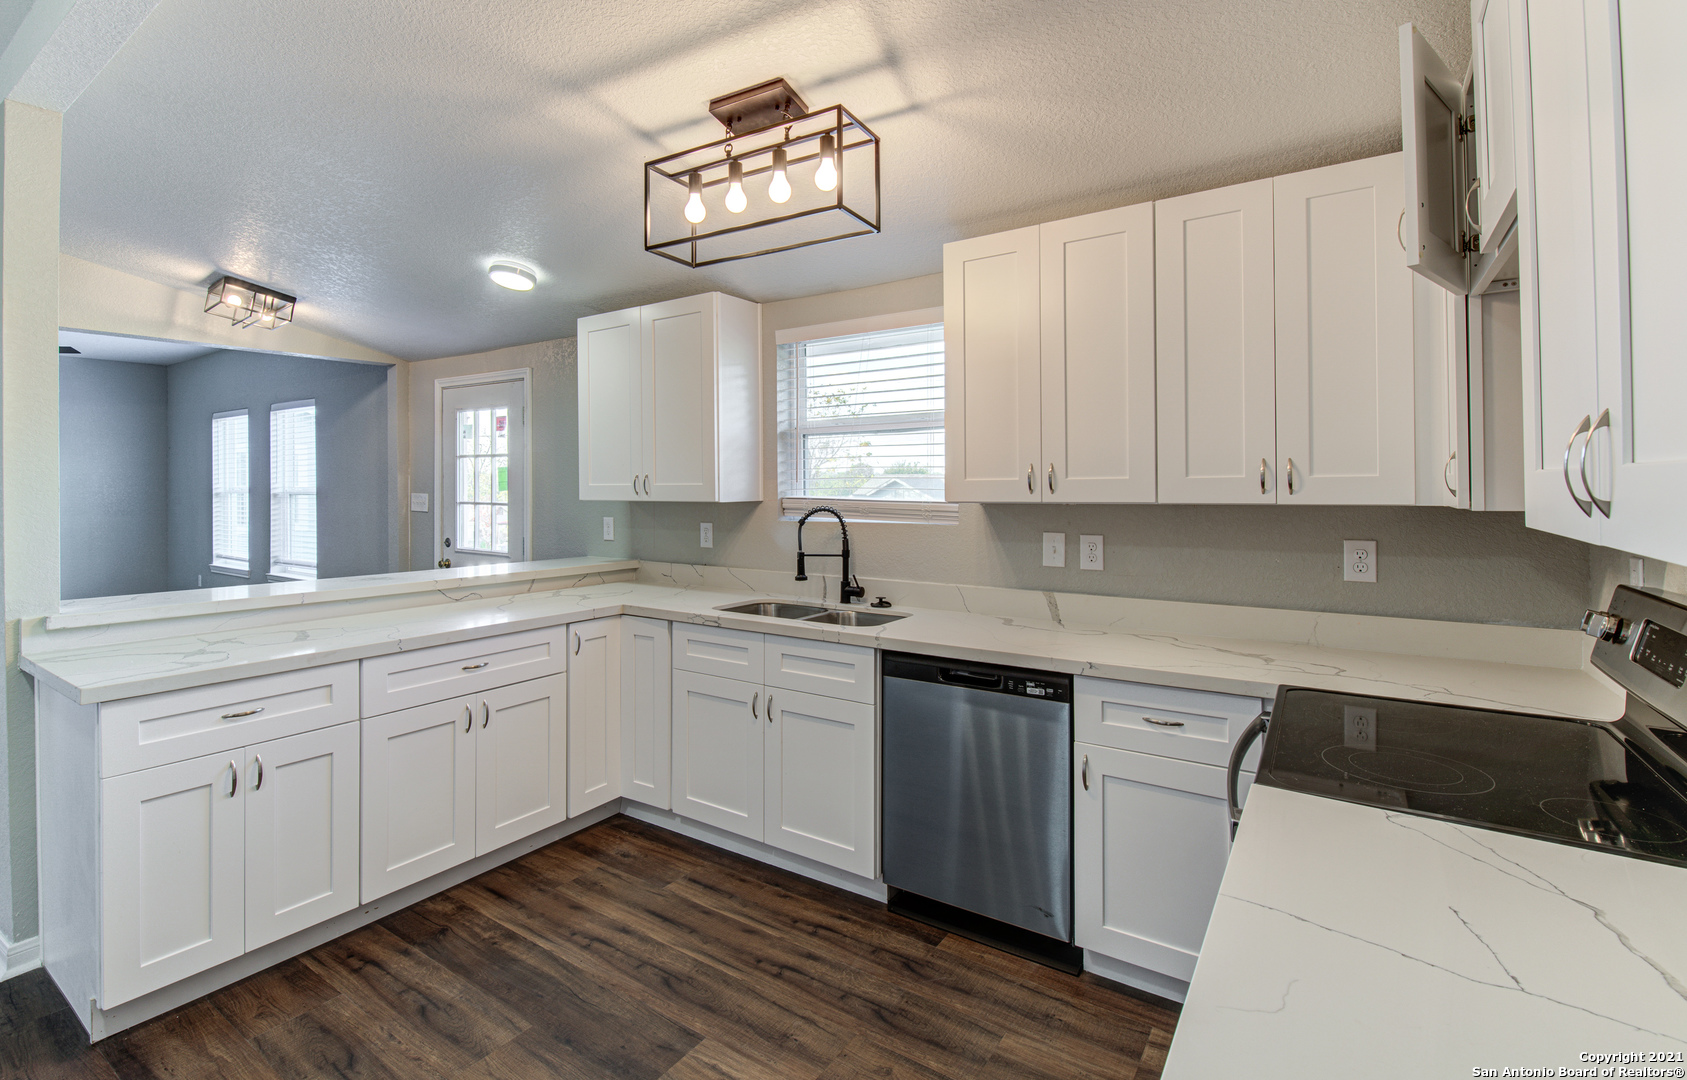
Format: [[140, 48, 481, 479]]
[[1007, 677, 1070, 701]]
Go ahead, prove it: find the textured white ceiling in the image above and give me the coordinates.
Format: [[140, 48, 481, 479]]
[[58, 328, 216, 364], [60, 0, 1469, 361]]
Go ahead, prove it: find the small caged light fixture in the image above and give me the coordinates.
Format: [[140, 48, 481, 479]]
[[645, 78, 880, 268], [204, 276, 296, 329]]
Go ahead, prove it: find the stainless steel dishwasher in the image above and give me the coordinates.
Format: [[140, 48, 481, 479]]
[[881, 652, 1078, 970]]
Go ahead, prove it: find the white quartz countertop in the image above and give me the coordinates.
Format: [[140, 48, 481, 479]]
[[1164, 785, 1687, 1078], [23, 575, 1624, 719]]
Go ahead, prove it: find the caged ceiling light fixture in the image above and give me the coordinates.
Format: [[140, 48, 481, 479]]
[[204, 275, 296, 329], [645, 78, 880, 268]]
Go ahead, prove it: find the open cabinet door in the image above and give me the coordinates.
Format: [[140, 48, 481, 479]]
[[1401, 23, 1470, 294]]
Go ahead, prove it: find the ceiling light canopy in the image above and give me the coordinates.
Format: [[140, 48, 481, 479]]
[[204, 276, 295, 329], [488, 262, 537, 291], [645, 78, 880, 269]]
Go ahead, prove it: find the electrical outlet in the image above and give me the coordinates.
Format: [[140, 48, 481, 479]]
[[1630, 557, 1646, 588], [700, 522, 713, 548], [410, 492, 429, 512], [1079, 535, 1103, 571], [1344, 706, 1378, 751], [1344, 540, 1377, 583], [602, 517, 615, 541], [1042, 532, 1066, 568]]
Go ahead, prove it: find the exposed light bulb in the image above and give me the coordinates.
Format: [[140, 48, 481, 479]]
[[684, 171, 707, 224], [488, 263, 537, 291], [725, 159, 747, 213], [768, 146, 791, 203], [815, 133, 838, 192], [225, 292, 244, 307]]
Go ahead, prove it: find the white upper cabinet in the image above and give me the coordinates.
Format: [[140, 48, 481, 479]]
[[1473, 0, 1521, 252], [1274, 154, 1416, 504], [1155, 178, 1278, 503], [1039, 205, 1158, 503], [943, 227, 1043, 502], [1401, 23, 1472, 295], [1413, 274, 1472, 508], [577, 291, 761, 503]]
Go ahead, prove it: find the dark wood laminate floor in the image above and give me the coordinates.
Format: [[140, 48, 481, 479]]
[[1, 816, 1179, 1080]]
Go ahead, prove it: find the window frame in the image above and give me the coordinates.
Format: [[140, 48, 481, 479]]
[[268, 399, 317, 581], [210, 409, 250, 576], [775, 306, 956, 524]]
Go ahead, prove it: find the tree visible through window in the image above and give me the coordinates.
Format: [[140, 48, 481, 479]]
[[211, 410, 249, 574], [270, 401, 317, 579]]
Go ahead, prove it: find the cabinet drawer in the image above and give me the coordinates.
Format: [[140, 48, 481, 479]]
[[99, 662, 359, 778], [1075, 677, 1265, 767], [672, 623, 763, 681], [360, 627, 567, 716], [763, 634, 875, 704]]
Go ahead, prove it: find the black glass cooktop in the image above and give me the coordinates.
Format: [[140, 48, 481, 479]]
[[1257, 688, 1687, 868]]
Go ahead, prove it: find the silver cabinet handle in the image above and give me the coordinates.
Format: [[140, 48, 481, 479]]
[[750, 691, 759, 719], [461, 662, 489, 671], [464, 705, 473, 734], [1144, 716, 1186, 728], [766, 694, 774, 723], [1285, 458, 1296, 496], [482, 701, 490, 728], [643, 474, 651, 495], [1027, 463, 1034, 494], [1081, 755, 1090, 791], [632, 473, 639, 495], [227, 759, 239, 798], [1396, 208, 1406, 252], [1583, 409, 1612, 518], [1464, 177, 1481, 235], [1443, 451, 1458, 498], [253, 754, 264, 791], [1259, 459, 1268, 495], [573, 633, 581, 655], [1047, 463, 1055, 494], [1563, 415, 1594, 517], [221, 707, 264, 719]]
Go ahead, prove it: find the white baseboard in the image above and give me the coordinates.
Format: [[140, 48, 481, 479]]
[[1, 932, 43, 981], [1083, 949, 1189, 1004]]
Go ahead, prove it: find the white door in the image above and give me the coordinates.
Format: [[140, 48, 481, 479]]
[[567, 619, 621, 817], [1073, 743, 1250, 983], [671, 669, 764, 841], [244, 722, 361, 950], [1273, 154, 1416, 504], [1413, 276, 1472, 508], [1473, 0, 1522, 251], [1039, 204, 1157, 503], [1155, 179, 1278, 503], [763, 687, 876, 878], [441, 378, 528, 565], [101, 753, 245, 1006], [642, 294, 717, 501], [943, 227, 1043, 503], [577, 307, 643, 501], [1400, 23, 1471, 294], [476, 674, 568, 854], [1516, 0, 1603, 544], [1592, 0, 1687, 563], [621, 616, 672, 809], [361, 696, 476, 902]]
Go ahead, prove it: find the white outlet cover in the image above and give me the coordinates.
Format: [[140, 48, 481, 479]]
[[1042, 532, 1065, 568], [602, 516, 615, 541], [700, 522, 714, 548], [1079, 534, 1103, 571], [1343, 540, 1377, 583], [409, 492, 429, 512]]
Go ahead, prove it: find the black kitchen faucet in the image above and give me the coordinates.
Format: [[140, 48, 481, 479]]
[[794, 505, 865, 604]]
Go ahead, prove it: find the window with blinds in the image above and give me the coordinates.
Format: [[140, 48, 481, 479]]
[[776, 314, 954, 523], [269, 401, 317, 580], [211, 410, 250, 574]]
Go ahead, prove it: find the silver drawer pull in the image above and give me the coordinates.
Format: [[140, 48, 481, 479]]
[[461, 662, 489, 671], [221, 707, 264, 720], [1143, 716, 1186, 728]]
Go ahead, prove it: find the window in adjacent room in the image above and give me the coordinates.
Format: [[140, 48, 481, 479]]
[[776, 307, 954, 522], [210, 409, 250, 575], [269, 400, 317, 580]]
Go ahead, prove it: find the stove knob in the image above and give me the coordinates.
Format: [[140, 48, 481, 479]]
[[1581, 610, 1626, 642]]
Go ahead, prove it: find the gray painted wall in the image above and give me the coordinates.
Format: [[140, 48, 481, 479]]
[[59, 356, 170, 599], [406, 338, 633, 569], [166, 350, 391, 591]]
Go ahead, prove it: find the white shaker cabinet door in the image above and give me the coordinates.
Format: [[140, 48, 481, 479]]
[[1473, 0, 1522, 251], [577, 306, 643, 500], [620, 616, 672, 809], [567, 619, 621, 817], [1155, 179, 1279, 503], [1074, 743, 1250, 983], [361, 697, 477, 902], [763, 687, 876, 878], [1039, 204, 1158, 504], [1273, 154, 1416, 505], [642, 294, 718, 502], [101, 752, 246, 1007], [943, 226, 1043, 503], [244, 722, 361, 951], [672, 670, 764, 842], [476, 675, 568, 855]]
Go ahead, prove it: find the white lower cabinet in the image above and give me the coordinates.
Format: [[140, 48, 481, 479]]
[[1074, 742, 1252, 983], [672, 669, 765, 839], [567, 618, 621, 817], [620, 616, 672, 809], [477, 675, 569, 854], [764, 687, 876, 878]]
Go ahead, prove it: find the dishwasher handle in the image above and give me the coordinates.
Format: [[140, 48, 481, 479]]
[[937, 668, 1003, 690], [1228, 713, 1268, 840]]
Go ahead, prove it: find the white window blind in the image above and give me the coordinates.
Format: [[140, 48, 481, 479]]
[[776, 314, 955, 523], [270, 401, 317, 580], [211, 410, 249, 574]]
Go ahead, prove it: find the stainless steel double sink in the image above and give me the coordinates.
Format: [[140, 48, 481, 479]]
[[716, 600, 907, 627]]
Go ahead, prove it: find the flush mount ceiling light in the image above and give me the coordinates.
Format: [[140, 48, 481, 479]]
[[204, 275, 295, 329], [488, 262, 537, 291], [645, 78, 880, 268]]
